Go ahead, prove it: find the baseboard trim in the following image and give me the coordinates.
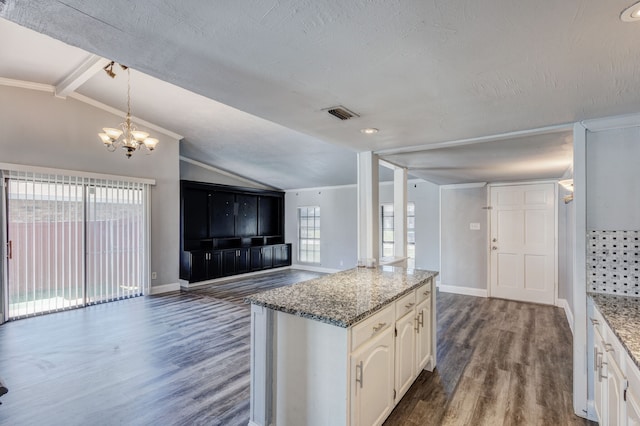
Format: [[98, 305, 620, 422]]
[[180, 266, 293, 290], [437, 283, 488, 298], [149, 283, 181, 295], [290, 264, 342, 274], [556, 298, 574, 335]]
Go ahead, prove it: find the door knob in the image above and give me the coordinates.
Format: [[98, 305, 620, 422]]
[[492, 246, 498, 250]]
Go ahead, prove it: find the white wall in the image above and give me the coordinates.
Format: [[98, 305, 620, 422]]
[[180, 159, 272, 190], [285, 179, 440, 272], [285, 185, 358, 271], [379, 179, 440, 271], [587, 126, 640, 230], [439, 185, 488, 291], [0, 85, 181, 288]]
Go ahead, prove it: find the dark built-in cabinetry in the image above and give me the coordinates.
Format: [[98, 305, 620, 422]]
[[180, 180, 291, 283]]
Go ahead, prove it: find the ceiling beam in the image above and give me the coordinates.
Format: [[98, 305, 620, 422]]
[[55, 54, 111, 99]]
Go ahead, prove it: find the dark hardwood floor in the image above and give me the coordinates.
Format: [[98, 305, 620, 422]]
[[0, 270, 593, 425]]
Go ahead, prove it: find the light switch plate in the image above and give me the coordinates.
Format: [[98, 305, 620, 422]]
[[469, 223, 481, 230]]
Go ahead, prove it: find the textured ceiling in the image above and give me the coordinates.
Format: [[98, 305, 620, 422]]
[[3, 0, 636, 187]]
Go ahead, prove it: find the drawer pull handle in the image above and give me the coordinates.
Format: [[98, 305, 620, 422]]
[[600, 361, 608, 380], [423, 291, 430, 296], [590, 318, 599, 325], [405, 303, 415, 309], [355, 361, 363, 388], [372, 322, 387, 333], [604, 343, 614, 353], [414, 316, 420, 333], [418, 311, 424, 328], [594, 347, 598, 372]]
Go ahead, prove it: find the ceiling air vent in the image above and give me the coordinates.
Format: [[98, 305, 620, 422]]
[[324, 106, 360, 121]]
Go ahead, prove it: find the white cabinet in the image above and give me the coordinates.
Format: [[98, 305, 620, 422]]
[[592, 317, 607, 423], [350, 326, 395, 426], [395, 309, 416, 400], [589, 303, 635, 426], [627, 357, 640, 426], [415, 293, 431, 371], [606, 351, 625, 426]]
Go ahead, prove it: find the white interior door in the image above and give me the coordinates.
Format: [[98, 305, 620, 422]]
[[490, 183, 556, 305]]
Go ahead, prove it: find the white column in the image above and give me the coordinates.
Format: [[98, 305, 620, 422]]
[[357, 151, 379, 264], [572, 122, 588, 418], [393, 167, 408, 259]]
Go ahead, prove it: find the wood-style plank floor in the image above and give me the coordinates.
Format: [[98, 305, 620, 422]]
[[384, 292, 596, 426], [0, 270, 594, 425]]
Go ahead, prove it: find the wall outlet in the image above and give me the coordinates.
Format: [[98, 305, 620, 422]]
[[469, 223, 481, 230], [151, 272, 157, 280]]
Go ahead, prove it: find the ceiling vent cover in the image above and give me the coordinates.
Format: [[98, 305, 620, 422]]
[[324, 106, 360, 121]]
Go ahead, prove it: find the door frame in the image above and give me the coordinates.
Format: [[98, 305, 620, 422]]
[[486, 180, 559, 306], [0, 175, 6, 324]]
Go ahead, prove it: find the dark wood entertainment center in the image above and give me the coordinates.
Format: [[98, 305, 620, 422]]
[[180, 180, 291, 283]]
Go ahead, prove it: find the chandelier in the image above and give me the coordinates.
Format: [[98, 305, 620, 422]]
[[98, 62, 158, 159]]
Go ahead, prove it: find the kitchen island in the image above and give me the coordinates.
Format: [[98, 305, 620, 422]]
[[246, 266, 438, 426]]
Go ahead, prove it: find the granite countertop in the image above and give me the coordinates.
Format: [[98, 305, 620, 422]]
[[245, 266, 438, 328], [589, 293, 640, 369]]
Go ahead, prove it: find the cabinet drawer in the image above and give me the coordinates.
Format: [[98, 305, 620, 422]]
[[395, 292, 417, 320], [351, 304, 394, 352], [416, 281, 432, 304]]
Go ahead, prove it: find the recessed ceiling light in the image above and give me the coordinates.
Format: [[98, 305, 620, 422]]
[[360, 128, 379, 134], [621, 1, 640, 22]]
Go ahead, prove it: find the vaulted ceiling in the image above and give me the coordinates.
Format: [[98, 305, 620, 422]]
[[2, 0, 638, 188]]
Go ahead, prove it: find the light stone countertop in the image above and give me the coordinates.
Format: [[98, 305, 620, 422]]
[[245, 266, 438, 328], [590, 293, 640, 369]]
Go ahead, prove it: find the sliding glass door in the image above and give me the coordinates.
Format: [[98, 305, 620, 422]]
[[4, 172, 149, 320], [86, 183, 147, 304]]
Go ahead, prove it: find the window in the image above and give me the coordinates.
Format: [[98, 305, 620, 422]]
[[298, 206, 320, 264], [380, 202, 415, 259], [381, 204, 394, 258]]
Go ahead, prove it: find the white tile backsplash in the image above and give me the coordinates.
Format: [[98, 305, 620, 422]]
[[587, 230, 640, 296]]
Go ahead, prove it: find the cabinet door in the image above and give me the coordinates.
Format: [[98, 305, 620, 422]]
[[262, 246, 273, 269], [416, 297, 431, 371], [210, 192, 235, 238], [395, 311, 416, 401], [210, 251, 222, 278], [594, 332, 607, 424], [221, 249, 237, 276], [250, 247, 263, 271], [236, 194, 258, 237], [189, 251, 208, 282], [237, 248, 251, 274], [183, 188, 210, 240], [627, 373, 640, 426], [351, 328, 395, 426], [606, 351, 625, 426], [273, 244, 290, 267]]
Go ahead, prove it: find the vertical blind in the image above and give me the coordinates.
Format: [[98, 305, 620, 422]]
[[4, 170, 150, 319]]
